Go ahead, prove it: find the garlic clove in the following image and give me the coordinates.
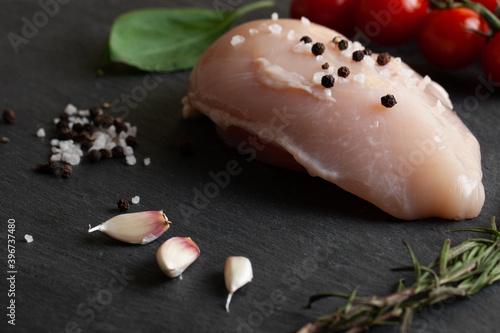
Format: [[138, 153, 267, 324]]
[[156, 237, 200, 279], [88, 210, 170, 244], [224, 256, 253, 312]]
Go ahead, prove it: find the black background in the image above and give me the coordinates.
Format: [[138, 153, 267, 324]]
[[1, 1, 499, 333]]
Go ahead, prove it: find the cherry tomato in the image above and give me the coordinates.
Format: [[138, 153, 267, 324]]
[[354, 0, 429, 46], [473, 0, 500, 14], [290, 0, 359, 37], [417, 8, 489, 70], [482, 33, 500, 82]]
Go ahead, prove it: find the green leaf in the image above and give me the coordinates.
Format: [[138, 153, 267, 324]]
[[100, 1, 274, 74]]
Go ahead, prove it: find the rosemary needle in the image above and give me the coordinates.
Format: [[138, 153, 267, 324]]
[[299, 217, 500, 333]]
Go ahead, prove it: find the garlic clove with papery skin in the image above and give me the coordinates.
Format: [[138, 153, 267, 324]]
[[88, 210, 170, 244], [224, 256, 253, 313], [157, 237, 200, 279]]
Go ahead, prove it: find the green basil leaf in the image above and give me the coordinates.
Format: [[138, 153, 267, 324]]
[[100, 1, 274, 74]]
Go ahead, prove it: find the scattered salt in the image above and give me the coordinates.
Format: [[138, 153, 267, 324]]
[[418, 75, 432, 90], [50, 153, 62, 161], [50, 139, 59, 146], [379, 69, 392, 78], [131, 196, 140, 204], [249, 28, 259, 36], [399, 68, 414, 78], [287, 29, 295, 41], [301, 16, 311, 26], [393, 57, 402, 64], [78, 109, 90, 117], [338, 78, 350, 84], [24, 234, 33, 243], [324, 89, 332, 97], [53, 118, 60, 125], [124, 146, 134, 156], [36, 128, 46, 137], [144, 157, 151, 166], [65, 104, 77, 115], [363, 56, 376, 66], [405, 78, 419, 88], [316, 55, 323, 61], [231, 35, 245, 46], [126, 155, 136, 166], [268, 23, 282, 35], [271, 12, 278, 20], [353, 74, 366, 84], [313, 72, 324, 84]]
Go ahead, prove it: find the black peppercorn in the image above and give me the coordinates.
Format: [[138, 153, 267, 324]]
[[60, 165, 72, 179], [99, 115, 114, 129], [111, 145, 125, 158], [337, 66, 350, 78], [87, 149, 102, 163], [300, 36, 312, 44], [363, 48, 372, 56], [99, 149, 112, 159], [36, 161, 59, 174], [338, 40, 348, 51], [57, 127, 76, 140], [1, 137, 9, 143], [125, 135, 138, 148], [89, 107, 100, 119], [381, 94, 397, 108], [377, 52, 391, 66], [321, 62, 330, 70], [117, 199, 130, 212], [72, 123, 84, 133], [3, 109, 16, 124], [312, 42, 325, 56], [83, 123, 94, 133], [321, 75, 335, 88], [113, 118, 127, 134], [352, 50, 364, 62], [59, 112, 69, 121], [56, 119, 69, 131]]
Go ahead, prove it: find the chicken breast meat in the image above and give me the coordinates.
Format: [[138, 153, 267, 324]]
[[183, 18, 485, 220]]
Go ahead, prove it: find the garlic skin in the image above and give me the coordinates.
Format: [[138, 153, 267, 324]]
[[157, 237, 200, 279], [224, 256, 253, 312], [88, 210, 170, 244]]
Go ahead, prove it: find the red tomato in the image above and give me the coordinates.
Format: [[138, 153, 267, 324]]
[[473, 0, 500, 13], [417, 8, 489, 70], [354, 0, 429, 46], [290, 0, 359, 37], [482, 33, 500, 82]]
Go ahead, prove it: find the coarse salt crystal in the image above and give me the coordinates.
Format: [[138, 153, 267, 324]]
[[127, 126, 137, 137], [338, 78, 350, 84], [53, 118, 60, 125], [249, 28, 259, 36], [124, 146, 134, 156], [65, 104, 77, 115], [51, 153, 62, 161], [36, 128, 46, 137], [316, 55, 323, 61], [363, 56, 376, 66], [231, 35, 245, 46], [324, 89, 332, 97], [404, 78, 419, 88], [24, 234, 33, 243], [301, 16, 311, 26], [394, 57, 402, 64], [399, 68, 414, 78], [50, 139, 59, 146], [144, 157, 151, 166], [271, 12, 278, 20], [418, 75, 432, 90], [353, 73, 366, 84], [313, 72, 324, 84], [126, 155, 136, 166], [287, 29, 295, 41], [268, 23, 282, 35], [78, 109, 90, 117], [131, 196, 140, 204]]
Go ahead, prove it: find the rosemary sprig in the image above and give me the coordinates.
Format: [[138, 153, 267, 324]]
[[298, 217, 500, 333]]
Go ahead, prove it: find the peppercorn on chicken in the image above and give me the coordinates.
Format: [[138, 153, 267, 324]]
[[183, 18, 485, 220]]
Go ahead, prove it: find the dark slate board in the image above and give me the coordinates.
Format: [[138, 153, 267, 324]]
[[1, 1, 499, 333]]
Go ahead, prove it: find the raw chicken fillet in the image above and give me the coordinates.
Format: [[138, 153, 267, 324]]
[[183, 19, 485, 220]]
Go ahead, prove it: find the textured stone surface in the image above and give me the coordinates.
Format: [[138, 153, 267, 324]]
[[0, 1, 499, 333]]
